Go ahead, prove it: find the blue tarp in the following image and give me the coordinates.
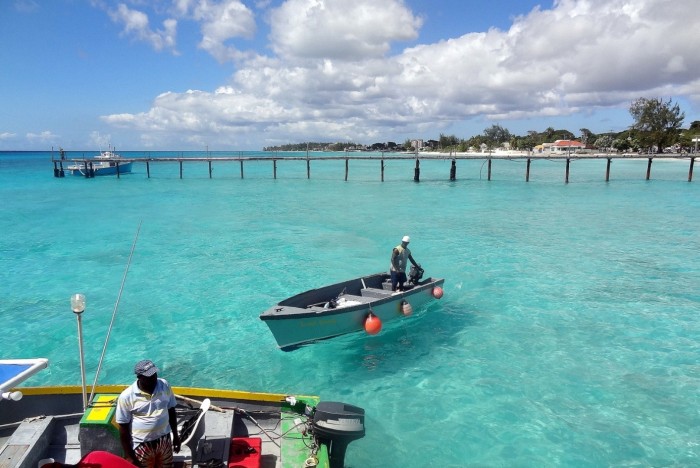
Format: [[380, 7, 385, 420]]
[[0, 359, 48, 392]]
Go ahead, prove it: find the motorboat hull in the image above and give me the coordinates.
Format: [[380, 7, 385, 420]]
[[67, 161, 133, 176], [260, 272, 444, 350]]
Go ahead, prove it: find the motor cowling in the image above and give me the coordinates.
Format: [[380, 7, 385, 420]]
[[312, 402, 365, 468], [408, 265, 424, 285]]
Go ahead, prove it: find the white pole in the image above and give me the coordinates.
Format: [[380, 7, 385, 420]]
[[71, 293, 87, 410]]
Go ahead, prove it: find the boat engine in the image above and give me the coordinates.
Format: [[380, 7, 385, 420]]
[[408, 265, 424, 285], [312, 401, 365, 468]]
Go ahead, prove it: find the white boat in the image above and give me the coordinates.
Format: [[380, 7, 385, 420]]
[[0, 358, 365, 468], [66, 149, 133, 177], [260, 267, 445, 351]]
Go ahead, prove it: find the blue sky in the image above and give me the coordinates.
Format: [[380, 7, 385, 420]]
[[1, 0, 698, 150]]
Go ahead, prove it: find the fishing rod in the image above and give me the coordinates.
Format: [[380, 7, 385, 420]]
[[87, 220, 142, 406]]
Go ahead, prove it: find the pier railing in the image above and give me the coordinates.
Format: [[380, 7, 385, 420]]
[[52, 152, 698, 182]]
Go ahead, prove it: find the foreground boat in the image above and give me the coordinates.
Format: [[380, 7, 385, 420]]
[[0, 359, 365, 468], [66, 149, 133, 176], [260, 268, 445, 351]]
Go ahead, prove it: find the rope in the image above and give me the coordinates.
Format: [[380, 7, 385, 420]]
[[88, 220, 143, 405]]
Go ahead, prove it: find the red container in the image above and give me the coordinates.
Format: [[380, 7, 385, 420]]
[[228, 437, 262, 468]]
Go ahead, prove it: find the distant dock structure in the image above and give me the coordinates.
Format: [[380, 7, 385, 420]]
[[52, 150, 698, 183]]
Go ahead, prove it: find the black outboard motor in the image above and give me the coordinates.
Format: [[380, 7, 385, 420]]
[[408, 265, 424, 285], [312, 402, 365, 468]]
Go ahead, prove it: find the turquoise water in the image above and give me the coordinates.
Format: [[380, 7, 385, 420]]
[[2, 151, 699, 467]]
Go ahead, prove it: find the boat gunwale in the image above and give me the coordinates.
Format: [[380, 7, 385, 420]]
[[260, 276, 444, 320]]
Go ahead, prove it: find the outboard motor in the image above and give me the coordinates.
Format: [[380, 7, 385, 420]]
[[408, 265, 424, 285], [312, 402, 365, 468]]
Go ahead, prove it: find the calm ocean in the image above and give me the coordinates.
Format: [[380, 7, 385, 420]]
[[2, 151, 699, 467]]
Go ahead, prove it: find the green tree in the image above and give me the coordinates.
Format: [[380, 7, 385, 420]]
[[629, 97, 685, 153], [439, 133, 459, 149], [483, 124, 512, 148], [579, 128, 594, 145]]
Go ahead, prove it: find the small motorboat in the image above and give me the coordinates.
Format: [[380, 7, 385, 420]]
[[66, 149, 133, 176], [260, 266, 445, 351], [0, 358, 365, 468]]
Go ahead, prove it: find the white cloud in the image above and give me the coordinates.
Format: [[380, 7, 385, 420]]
[[192, 0, 256, 62], [269, 0, 422, 60], [101, 0, 700, 148], [26, 131, 58, 142], [109, 3, 178, 52]]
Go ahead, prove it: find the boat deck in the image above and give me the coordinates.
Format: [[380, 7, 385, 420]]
[[1, 390, 325, 468]]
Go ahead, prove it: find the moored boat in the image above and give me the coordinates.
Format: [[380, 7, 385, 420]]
[[260, 267, 445, 351], [0, 359, 365, 468], [66, 149, 133, 176]]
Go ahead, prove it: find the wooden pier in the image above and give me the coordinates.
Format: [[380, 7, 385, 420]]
[[52, 152, 697, 182]]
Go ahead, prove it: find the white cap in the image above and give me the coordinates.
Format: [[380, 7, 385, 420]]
[[402, 235, 410, 243]]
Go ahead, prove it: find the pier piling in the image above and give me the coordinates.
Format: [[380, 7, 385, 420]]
[[526, 158, 531, 182], [450, 159, 456, 181], [689, 157, 695, 182], [606, 158, 612, 181], [646, 158, 653, 180], [414, 159, 420, 182]]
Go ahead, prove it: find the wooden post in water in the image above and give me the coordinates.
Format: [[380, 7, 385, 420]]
[[646, 157, 653, 180], [450, 159, 456, 181], [240, 160, 244, 179], [208, 161, 212, 178], [146, 161, 151, 178], [605, 158, 612, 181], [179, 161, 183, 179], [273, 159, 277, 179], [526, 158, 531, 182], [307, 159, 311, 179], [565, 158, 570, 183], [116, 162, 121, 178], [345, 158, 349, 181], [84, 161, 89, 178], [689, 157, 695, 182], [413, 158, 420, 182], [487, 158, 492, 181], [381, 158, 385, 182]]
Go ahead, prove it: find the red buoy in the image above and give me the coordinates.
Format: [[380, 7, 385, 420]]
[[401, 301, 413, 316], [433, 286, 444, 299], [364, 313, 382, 335]]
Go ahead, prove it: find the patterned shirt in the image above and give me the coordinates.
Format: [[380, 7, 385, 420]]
[[115, 378, 177, 446]]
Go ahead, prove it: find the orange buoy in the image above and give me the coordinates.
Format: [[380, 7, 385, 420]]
[[401, 300, 413, 316], [364, 312, 382, 335], [432, 286, 444, 299]]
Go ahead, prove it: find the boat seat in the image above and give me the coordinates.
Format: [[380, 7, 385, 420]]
[[192, 408, 234, 467], [0, 415, 55, 468], [360, 288, 393, 299]]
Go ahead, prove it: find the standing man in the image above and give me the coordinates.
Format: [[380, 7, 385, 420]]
[[116, 360, 181, 468], [390, 235, 420, 291]]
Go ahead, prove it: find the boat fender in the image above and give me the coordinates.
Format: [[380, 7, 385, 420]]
[[401, 300, 413, 316], [364, 312, 382, 335], [432, 286, 444, 299]]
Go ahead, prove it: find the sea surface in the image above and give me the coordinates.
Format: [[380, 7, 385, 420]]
[[2, 150, 699, 467]]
